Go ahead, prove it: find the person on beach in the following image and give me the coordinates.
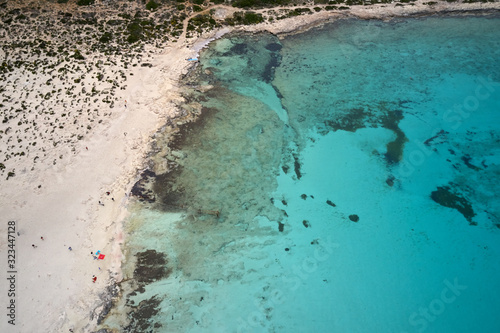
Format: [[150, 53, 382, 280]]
[[92, 275, 97, 283], [32, 244, 37, 248], [68, 247, 72, 251], [41, 236, 44, 240]]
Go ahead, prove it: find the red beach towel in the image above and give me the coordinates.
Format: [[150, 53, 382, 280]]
[[98, 254, 105, 260]]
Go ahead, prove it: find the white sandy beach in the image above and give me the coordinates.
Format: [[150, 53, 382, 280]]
[[0, 0, 499, 332]]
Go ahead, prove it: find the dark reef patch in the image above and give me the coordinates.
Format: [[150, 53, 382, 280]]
[[95, 284, 120, 325], [230, 42, 248, 55], [381, 109, 407, 164], [123, 296, 163, 333], [168, 106, 218, 152], [263, 52, 281, 83], [265, 42, 282, 52], [348, 214, 359, 222], [430, 186, 476, 224], [131, 169, 157, 203], [461, 155, 482, 171], [320, 103, 408, 164], [424, 129, 448, 146], [134, 250, 171, 284], [153, 106, 218, 209], [324, 107, 367, 133], [278, 221, 285, 232], [293, 154, 302, 179], [326, 199, 336, 207]]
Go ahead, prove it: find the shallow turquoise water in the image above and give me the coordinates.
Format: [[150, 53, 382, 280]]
[[105, 16, 500, 332]]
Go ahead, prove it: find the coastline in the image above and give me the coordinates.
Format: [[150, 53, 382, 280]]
[[1, 1, 499, 332]]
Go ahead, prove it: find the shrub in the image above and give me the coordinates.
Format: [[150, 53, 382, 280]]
[[99, 32, 112, 43], [72, 49, 85, 60], [228, 11, 264, 25], [127, 22, 143, 43], [146, 1, 159, 10], [77, 0, 95, 5], [7, 170, 15, 180]]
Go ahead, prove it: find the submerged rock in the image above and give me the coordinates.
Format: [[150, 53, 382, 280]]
[[123, 296, 163, 333], [278, 221, 284, 232], [326, 199, 336, 207], [130, 170, 156, 203], [134, 249, 170, 284], [430, 186, 476, 224], [349, 214, 359, 222]]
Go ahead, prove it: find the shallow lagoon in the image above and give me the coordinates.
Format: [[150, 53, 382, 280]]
[[105, 16, 500, 332]]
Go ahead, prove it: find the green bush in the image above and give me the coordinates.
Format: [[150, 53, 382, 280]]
[[227, 11, 264, 25], [77, 0, 95, 5], [127, 22, 143, 43], [99, 32, 113, 43], [232, 0, 292, 8], [244, 12, 263, 24], [146, 1, 159, 10], [72, 49, 85, 60]]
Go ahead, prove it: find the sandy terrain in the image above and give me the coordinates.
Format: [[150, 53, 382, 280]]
[[0, 0, 498, 332]]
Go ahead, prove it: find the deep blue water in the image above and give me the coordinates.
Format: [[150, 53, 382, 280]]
[[104, 16, 500, 333]]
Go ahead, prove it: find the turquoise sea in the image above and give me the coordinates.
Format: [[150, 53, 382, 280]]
[[104, 16, 500, 332]]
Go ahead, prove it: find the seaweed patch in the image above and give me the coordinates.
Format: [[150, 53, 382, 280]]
[[293, 153, 302, 179], [123, 296, 163, 333], [430, 186, 476, 224], [278, 221, 285, 232], [131, 170, 157, 203], [133, 250, 171, 284], [348, 214, 359, 222], [381, 109, 407, 164], [326, 199, 336, 207]]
